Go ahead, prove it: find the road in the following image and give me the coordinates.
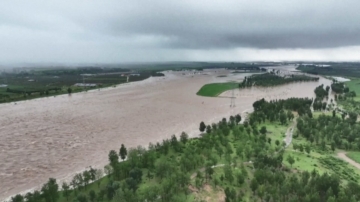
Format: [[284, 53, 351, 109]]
[[284, 118, 297, 148]]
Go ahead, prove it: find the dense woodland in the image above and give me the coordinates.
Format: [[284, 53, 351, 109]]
[[297, 63, 360, 78], [331, 82, 356, 101], [8, 96, 360, 202], [297, 113, 359, 152], [239, 73, 319, 88], [313, 84, 329, 111]]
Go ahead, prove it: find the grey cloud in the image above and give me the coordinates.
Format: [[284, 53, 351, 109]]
[[1, 0, 360, 63], [100, 0, 360, 49]]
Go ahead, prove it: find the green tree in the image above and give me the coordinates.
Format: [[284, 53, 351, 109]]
[[10, 195, 24, 202], [95, 169, 103, 187], [237, 172, 245, 185], [287, 111, 294, 121], [275, 140, 280, 146], [180, 132, 189, 144], [235, 114, 242, 124], [331, 142, 336, 152], [106, 180, 120, 200], [41, 178, 59, 202], [213, 177, 220, 188], [62, 182, 70, 201], [206, 125, 212, 134], [104, 165, 113, 178], [260, 126, 267, 135], [223, 165, 234, 184], [83, 170, 91, 189], [287, 155, 295, 167], [108, 150, 119, 165], [70, 176, 79, 195], [74, 173, 84, 191], [305, 144, 311, 155], [88, 167, 96, 181], [77, 194, 88, 202], [205, 163, 214, 182], [89, 190, 96, 202], [280, 111, 287, 125], [195, 172, 203, 189], [119, 144, 127, 161], [299, 144, 304, 152], [230, 115, 235, 123], [199, 121, 206, 132], [250, 178, 258, 195], [67, 87, 72, 94], [293, 143, 298, 151], [24, 192, 34, 202]]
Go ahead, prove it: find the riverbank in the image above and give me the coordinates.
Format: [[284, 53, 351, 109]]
[[0, 67, 332, 201]]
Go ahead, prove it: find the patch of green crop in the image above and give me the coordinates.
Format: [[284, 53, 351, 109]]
[[196, 83, 238, 97]]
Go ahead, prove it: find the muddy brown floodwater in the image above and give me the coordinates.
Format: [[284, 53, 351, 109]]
[[0, 67, 330, 201]]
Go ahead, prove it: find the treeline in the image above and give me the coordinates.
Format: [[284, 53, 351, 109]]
[[250, 158, 360, 202], [314, 84, 328, 100], [297, 113, 360, 152], [38, 67, 131, 76], [226, 64, 265, 71], [331, 83, 348, 94], [331, 82, 356, 102], [239, 73, 319, 88], [297, 63, 360, 78], [251, 98, 312, 124], [6, 87, 61, 95], [313, 84, 329, 111]]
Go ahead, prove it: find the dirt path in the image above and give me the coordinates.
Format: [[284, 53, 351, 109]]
[[337, 151, 360, 169], [284, 118, 297, 148]]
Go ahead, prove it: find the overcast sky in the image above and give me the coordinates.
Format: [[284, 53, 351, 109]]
[[1, 0, 360, 64]]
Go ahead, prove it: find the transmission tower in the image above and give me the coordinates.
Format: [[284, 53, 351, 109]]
[[230, 86, 236, 108]]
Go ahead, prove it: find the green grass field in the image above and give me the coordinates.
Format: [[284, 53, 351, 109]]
[[345, 78, 360, 101], [346, 152, 360, 164], [196, 83, 238, 97], [337, 78, 360, 113]]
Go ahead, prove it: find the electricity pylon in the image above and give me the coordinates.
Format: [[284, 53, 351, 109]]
[[230, 84, 236, 108]]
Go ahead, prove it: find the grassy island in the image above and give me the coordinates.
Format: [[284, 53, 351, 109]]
[[196, 83, 238, 97]]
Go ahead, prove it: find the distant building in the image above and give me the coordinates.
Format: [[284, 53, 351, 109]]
[[74, 83, 97, 87]]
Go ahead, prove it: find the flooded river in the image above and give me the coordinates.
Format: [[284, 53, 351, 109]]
[[0, 67, 330, 201]]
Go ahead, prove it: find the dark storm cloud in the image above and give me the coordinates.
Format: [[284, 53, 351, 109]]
[[97, 0, 360, 49], [1, 0, 360, 63]]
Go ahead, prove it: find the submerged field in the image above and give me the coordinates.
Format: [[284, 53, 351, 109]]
[[0, 68, 164, 103]]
